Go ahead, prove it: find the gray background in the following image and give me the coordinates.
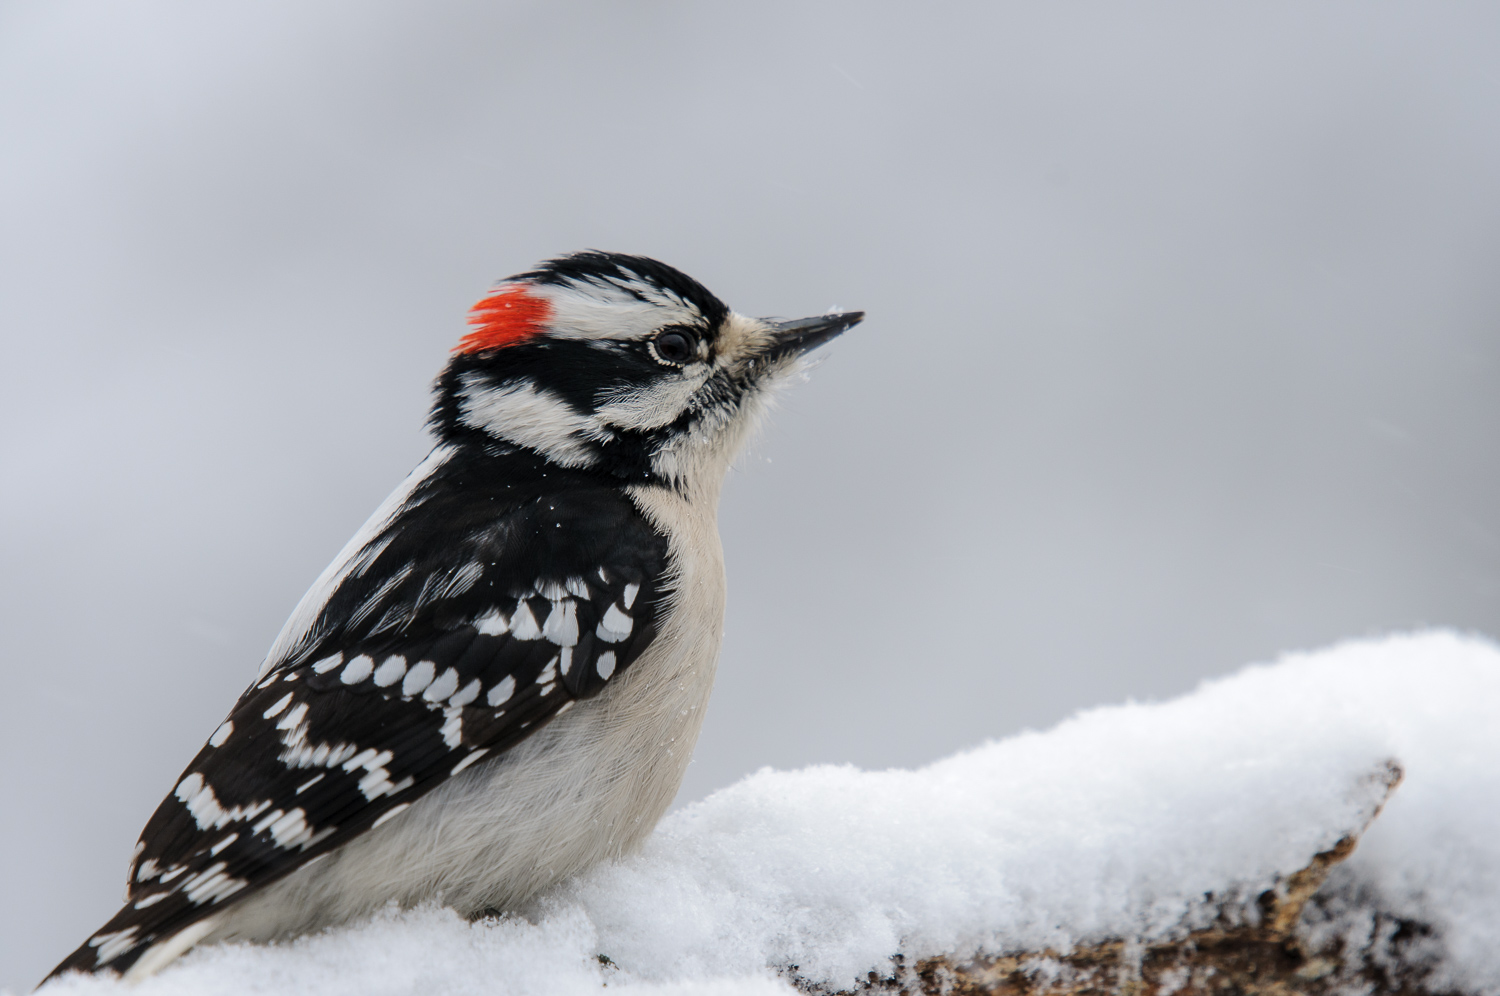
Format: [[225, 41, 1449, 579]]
[[3, 1, 1498, 988]]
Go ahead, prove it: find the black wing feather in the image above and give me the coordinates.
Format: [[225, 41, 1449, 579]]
[[49, 448, 670, 979]]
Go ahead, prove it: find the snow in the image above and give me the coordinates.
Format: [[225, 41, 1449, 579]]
[[31, 631, 1500, 996]]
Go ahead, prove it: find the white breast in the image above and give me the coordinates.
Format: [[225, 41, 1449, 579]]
[[200, 484, 726, 944]]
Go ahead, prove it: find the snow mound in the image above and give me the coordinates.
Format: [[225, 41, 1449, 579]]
[[33, 631, 1500, 996]]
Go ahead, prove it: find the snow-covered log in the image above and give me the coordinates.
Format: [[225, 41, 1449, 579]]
[[894, 775, 1404, 996], [34, 632, 1500, 996]]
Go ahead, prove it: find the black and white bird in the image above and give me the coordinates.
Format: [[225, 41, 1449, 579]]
[[46, 251, 861, 983]]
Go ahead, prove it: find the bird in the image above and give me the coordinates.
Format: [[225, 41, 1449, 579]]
[[45, 251, 862, 983]]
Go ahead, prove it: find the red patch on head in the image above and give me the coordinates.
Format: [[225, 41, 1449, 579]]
[[453, 286, 553, 354]]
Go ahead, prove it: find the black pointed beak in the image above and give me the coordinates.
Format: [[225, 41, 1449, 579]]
[[765, 311, 864, 359]]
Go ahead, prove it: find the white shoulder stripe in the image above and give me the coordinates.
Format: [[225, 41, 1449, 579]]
[[256, 445, 456, 680]]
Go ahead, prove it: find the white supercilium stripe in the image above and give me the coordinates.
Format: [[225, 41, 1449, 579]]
[[532, 281, 703, 342]]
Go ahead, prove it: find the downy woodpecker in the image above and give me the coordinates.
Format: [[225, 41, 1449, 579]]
[[47, 251, 861, 982]]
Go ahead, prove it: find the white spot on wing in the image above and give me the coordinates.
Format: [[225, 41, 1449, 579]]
[[423, 667, 460, 702], [486, 675, 515, 706], [340, 747, 411, 800], [89, 927, 140, 963], [565, 576, 591, 598], [623, 582, 640, 609], [372, 655, 407, 687], [209, 721, 234, 747], [182, 862, 249, 905], [263, 808, 315, 849], [402, 660, 435, 696], [174, 774, 273, 831], [510, 601, 542, 640], [451, 748, 490, 775], [439, 708, 464, 748], [341, 748, 390, 773], [597, 603, 633, 642], [475, 608, 509, 636], [275, 702, 308, 731], [449, 678, 482, 707], [341, 655, 375, 684], [250, 809, 282, 834], [358, 768, 413, 800], [543, 599, 579, 646], [277, 705, 357, 770], [312, 654, 343, 674], [596, 651, 616, 680]]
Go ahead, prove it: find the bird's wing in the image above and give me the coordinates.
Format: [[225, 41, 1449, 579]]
[[50, 469, 670, 979]]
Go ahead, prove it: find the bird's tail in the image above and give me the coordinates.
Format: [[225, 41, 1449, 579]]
[[40, 910, 223, 988]]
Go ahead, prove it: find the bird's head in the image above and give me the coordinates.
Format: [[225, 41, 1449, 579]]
[[430, 251, 862, 493]]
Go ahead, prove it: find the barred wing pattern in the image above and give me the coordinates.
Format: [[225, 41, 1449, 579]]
[[52, 450, 670, 978]]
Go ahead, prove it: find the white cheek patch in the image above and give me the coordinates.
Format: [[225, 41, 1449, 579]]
[[593, 371, 709, 432], [459, 374, 606, 468]]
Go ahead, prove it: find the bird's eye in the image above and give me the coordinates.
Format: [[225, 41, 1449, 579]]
[[648, 329, 698, 367]]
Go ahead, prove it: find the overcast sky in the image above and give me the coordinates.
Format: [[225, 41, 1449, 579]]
[[3, 1, 1499, 988]]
